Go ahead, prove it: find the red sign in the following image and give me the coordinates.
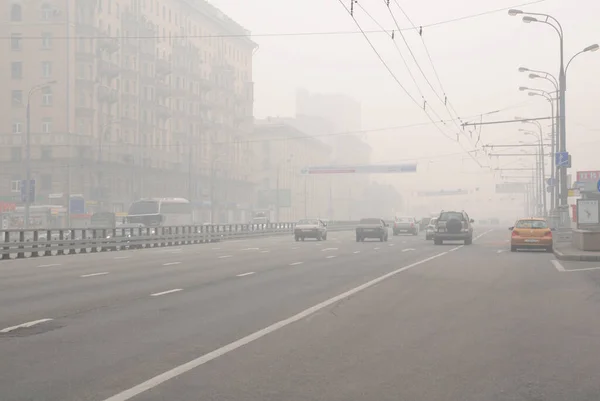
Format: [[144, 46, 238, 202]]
[[0, 202, 16, 213], [576, 171, 600, 182]]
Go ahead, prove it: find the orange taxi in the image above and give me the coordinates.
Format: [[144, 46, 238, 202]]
[[509, 218, 553, 252]]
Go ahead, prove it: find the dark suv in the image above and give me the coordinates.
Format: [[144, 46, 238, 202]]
[[433, 210, 474, 245]]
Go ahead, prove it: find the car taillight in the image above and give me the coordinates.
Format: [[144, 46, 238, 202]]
[[511, 230, 519, 237], [544, 230, 552, 237]]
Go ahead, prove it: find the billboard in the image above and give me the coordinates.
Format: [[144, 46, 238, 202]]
[[495, 183, 528, 194], [300, 164, 417, 175], [575, 171, 600, 193]]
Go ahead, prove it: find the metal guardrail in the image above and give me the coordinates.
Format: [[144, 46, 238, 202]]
[[1, 221, 358, 260]]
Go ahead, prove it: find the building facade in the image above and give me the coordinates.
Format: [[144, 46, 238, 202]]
[[1, 0, 255, 223], [252, 119, 332, 222]]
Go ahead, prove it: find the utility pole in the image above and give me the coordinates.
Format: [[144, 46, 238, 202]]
[[24, 94, 31, 229], [275, 166, 280, 223]]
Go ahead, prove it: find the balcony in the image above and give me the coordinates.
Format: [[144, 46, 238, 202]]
[[156, 58, 171, 76], [97, 86, 118, 104], [97, 37, 120, 54], [75, 47, 95, 62], [97, 59, 120, 79], [155, 81, 171, 97], [155, 104, 171, 119]]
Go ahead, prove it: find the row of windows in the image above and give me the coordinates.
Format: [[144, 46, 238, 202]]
[[10, 3, 57, 22], [10, 61, 53, 79], [12, 88, 53, 107], [9, 176, 52, 191], [11, 120, 53, 134], [11, 33, 52, 51]]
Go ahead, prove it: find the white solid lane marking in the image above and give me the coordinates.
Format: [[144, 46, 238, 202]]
[[564, 266, 600, 272], [289, 262, 303, 266], [163, 262, 181, 266], [0, 318, 53, 334], [353, 251, 361, 254], [474, 229, 494, 241], [321, 248, 338, 252], [326, 255, 337, 259], [551, 260, 565, 272], [114, 256, 131, 260], [236, 272, 255, 277], [151, 289, 183, 297], [101, 251, 449, 401], [448, 246, 464, 252], [80, 272, 109, 278], [218, 255, 233, 259], [37, 263, 61, 268], [402, 248, 415, 252]]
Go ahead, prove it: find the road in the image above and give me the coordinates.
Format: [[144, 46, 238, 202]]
[[2, 227, 600, 400]]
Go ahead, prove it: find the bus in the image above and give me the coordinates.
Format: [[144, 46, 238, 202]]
[[126, 198, 193, 226]]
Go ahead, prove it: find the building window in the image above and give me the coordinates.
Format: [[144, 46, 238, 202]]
[[41, 174, 52, 190], [11, 33, 22, 50], [42, 61, 52, 78], [41, 4, 53, 21], [11, 61, 22, 79], [11, 4, 22, 21], [42, 33, 53, 49], [12, 90, 23, 106], [42, 87, 53, 105], [42, 118, 52, 133], [12, 121, 23, 134], [11, 180, 21, 192], [41, 147, 52, 160], [11, 148, 22, 162]]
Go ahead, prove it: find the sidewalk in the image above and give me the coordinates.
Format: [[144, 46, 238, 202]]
[[554, 240, 600, 261]]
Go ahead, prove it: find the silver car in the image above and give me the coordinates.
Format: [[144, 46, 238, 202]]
[[294, 218, 327, 241]]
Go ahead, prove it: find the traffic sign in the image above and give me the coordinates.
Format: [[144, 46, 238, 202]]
[[556, 152, 569, 167], [20, 180, 35, 203], [597, 179, 600, 193]]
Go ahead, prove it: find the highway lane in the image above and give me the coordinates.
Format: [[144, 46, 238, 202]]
[[0, 229, 447, 401], [119, 229, 600, 401]]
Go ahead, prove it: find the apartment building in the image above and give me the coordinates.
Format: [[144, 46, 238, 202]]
[[252, 119, 332, 222], [1, 0, 256, 222]]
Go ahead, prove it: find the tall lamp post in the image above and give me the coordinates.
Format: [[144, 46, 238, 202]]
[[518, 120, 547, 216], [24, 80, 57, 228], [519, 86, 558, 214], [509, 9, 598, 223]]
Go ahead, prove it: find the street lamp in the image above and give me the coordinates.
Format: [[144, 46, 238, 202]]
[[509, 9, 598, 219], [517, 120, 547, 217], [24, 80, 57, 228]]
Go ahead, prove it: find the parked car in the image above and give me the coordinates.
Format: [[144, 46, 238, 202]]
[[425, 217, 438, 240], [356, 218, 389, 242], [294, 218, 327, 241], [393, 216, 419, 236], [509, 218, 553, 252], [434, 210, 474, 245]]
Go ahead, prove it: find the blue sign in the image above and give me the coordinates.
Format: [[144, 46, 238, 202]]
[[20, 180, 35, 203], [555, 152, 569, 167], [597, 179, 600, 193]]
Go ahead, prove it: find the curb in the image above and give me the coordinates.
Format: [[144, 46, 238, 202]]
[[553, 247, 600, 262]]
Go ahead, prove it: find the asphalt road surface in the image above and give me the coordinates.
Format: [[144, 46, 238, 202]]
[[2, 227, 600, 401]]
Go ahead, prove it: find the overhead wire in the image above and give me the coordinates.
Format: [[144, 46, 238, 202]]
[[335, 0, 455, 143], [3, 0, 546, 40]]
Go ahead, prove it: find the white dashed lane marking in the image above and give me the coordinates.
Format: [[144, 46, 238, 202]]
[[1, 318, 54, 334], [80, 272, 109, 278], [289, 262, 303, 266], [163, 262, 181, 266], [236, 272, 255, 277], [37, 264, 61, 268], [218, 255, 233, 259], [151, 289, 183, 297]]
